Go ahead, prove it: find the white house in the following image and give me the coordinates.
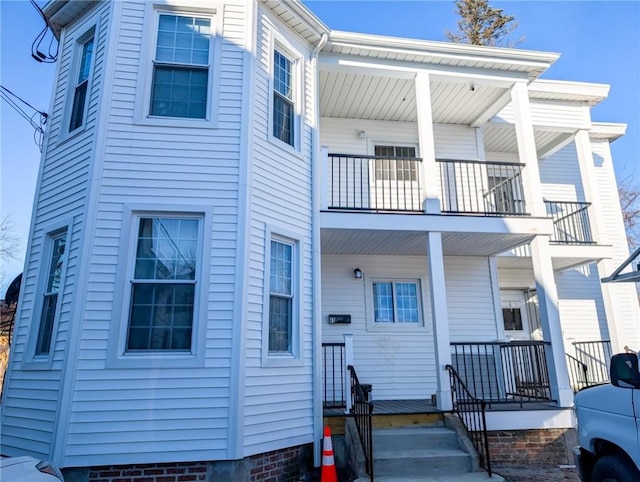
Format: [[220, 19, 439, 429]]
[[2, 0, 638, 480]]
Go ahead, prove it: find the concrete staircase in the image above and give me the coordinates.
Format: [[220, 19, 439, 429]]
[[372, 423, 475, 478]]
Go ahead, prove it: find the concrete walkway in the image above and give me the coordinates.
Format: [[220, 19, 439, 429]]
[[358, 472, 506, 481]]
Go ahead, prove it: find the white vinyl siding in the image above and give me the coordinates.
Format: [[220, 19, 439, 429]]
[[49, 0, 249, 466], [0, 1, 109, 460], [241, 7, 314, 456]]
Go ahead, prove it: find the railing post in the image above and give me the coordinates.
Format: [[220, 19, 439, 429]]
[[320, 146, 329, 211], [344, 333, 354, 414]]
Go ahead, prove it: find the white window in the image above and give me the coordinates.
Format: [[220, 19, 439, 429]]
[[35, 230, 68, 356], [126, 216, 201, 351], [374, 145, 418, 182], [272, 49, 295, 146], [68, 30, 95, 132], [150, 13, 212, 119], [372, 280, 421, 324], [268, 238, 295, 353]]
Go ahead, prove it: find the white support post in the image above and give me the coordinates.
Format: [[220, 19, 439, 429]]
[[415, 72, 440, 214], [530, 236, 574, 407], [510, 82, 545, 218], [344, 333, 354, 414], [574, 130, 624, 354], [320, 146, 329, 211], [427, 231, 453, 411]]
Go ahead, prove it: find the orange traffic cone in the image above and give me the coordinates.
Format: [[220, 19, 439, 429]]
[[321, 426, 338, 482]]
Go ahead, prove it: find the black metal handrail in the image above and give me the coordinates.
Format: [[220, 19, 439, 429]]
[[566, 353, 589, 393], [450, 341, 553, 406], [437, 159, 527, 216], [446, 364, 491, 476], [348, 365, 374, 480], [572, 340, 612, 385], [328, 153, 423, 212], [322, 342, 346, 409], [544, 200, 594, 244]]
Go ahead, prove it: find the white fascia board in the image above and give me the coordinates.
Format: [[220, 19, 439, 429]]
[[590, 122, 627, 141], [328, 30, 559, 77], [261, 0, 330, 45], [320, 212, 554, 236], [530, 79, 610, 97]]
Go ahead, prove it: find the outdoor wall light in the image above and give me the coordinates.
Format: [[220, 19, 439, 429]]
[[353, 268, 363, 279], [357, 130, 366, 138]]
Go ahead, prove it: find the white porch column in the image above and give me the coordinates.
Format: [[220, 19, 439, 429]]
[[427, 231, 453, 411], [574, 130, 624, 353], [344, 333, 354, 414], [320, 146, 330, 211], [510, 81, 545, 218], [415, 72, 440, 214], [530, 236, 574, 407]]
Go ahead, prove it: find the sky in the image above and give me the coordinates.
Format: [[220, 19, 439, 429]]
[[0, 0, 639, 295]]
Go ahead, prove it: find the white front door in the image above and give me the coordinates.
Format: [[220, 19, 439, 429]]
[[500, 290, 531, 340]]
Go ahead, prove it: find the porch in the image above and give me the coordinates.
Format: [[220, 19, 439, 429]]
[[321, 151, 596, 246]]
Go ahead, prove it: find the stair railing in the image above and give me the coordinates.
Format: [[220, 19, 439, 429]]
[[566, 353, 589, 392], [446, 364, 491, 477], [348, 365, 374, 480]]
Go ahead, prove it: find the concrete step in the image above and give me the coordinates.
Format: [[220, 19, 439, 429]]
[[374, 447, 473, 477], [374, 427, 458, 452]]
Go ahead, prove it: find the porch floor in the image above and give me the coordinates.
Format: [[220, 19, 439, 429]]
[[324, 398, 560, 417]]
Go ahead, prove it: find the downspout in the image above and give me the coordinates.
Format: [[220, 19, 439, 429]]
[[310, 31, 328, 468]]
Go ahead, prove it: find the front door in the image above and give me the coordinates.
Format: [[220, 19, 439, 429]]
[[500, 290, 531, 340]]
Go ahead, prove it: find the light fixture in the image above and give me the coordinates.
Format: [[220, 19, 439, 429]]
[[357, 130, 366, 139], [469, 84, 475, 92], [353, 268, 363, 279]]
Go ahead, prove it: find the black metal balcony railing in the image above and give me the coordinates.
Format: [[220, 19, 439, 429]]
[[328, 154, 423, 212], [572, 340, 612, 385], [545, 201, 594, 244], [438, 159, 527, 216], [322, 342, 347, 408], [450, 341, 553, 406]]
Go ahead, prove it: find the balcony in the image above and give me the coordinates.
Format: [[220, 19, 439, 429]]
[[326, 153, 527, 216], [544, 200, 594, 245]]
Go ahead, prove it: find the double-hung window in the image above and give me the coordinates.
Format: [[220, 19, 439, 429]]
[[374, 145, 418, 182], [372, 280, 421, 324], [150, 13, 212, 119], [126, 216, 200, 351], [69, 31, 95, 132], [35, 231, 68, 356], [272, 50, 294, 146], [268, 239, 295, 354]]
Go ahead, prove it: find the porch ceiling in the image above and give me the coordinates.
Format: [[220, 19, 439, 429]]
[[319, 70, 576, 158], [319, 71, 507, 125], [321, 229, 534, 257]]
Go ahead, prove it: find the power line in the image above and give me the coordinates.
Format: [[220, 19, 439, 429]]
[[0, 85, 48, 151], [30, 0, 58, 63]]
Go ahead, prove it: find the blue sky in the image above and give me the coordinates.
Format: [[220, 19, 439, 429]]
[[1, 0, 639, 294]]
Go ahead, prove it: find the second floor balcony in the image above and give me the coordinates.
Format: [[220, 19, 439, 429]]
[[323, 152, 595, 245]]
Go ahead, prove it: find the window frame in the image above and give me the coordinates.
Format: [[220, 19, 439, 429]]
[[107, 205, 212, 369], [268, 37, 303, 154], [24, 221, 72, 368], [134, 3, 221, 129], [366, 276, 427, 332], [372, 144, 419, 182], [262, 226, 302, 367], [63, 22, 98, 138]]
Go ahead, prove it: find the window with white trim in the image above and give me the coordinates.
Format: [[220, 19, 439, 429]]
[[374, 145, 418, 182], [268, 238, 296, 354], [69, 30, 95, 132], [272, 49, 295, 146], [126, 216, 201, 351], [35, 230, 68, 356], [372, 280, 421, 324], [150, 13, 212, 119]]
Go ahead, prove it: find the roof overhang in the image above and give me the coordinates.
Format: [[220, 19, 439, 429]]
[[43, 0, 96, 38], [262, 0, 330, 46], [528, 79, 610, 106], [590, 122, 627, 142]]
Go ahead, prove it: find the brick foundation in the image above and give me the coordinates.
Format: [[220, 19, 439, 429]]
[[63, 443, 314, 482], [488, 428, 576, 466]]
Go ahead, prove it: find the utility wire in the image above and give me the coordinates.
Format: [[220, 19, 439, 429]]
[[1, 85, 48, 151], [30, 0, 58, 63]]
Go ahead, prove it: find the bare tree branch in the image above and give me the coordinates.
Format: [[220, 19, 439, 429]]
[[619, 174, 640, 250]]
